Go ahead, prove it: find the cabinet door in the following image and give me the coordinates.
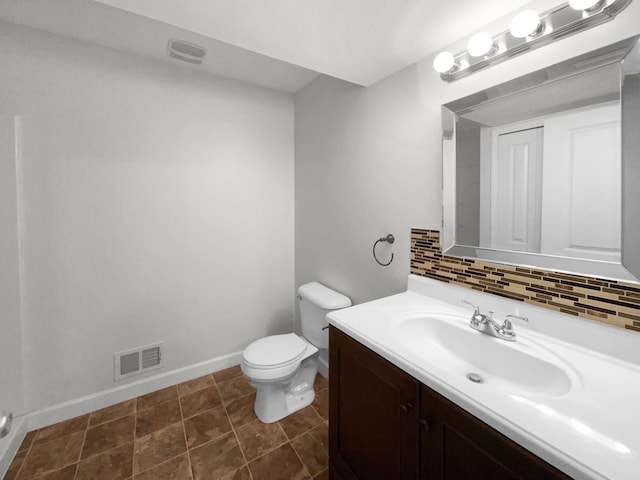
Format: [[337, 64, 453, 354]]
[[330, 327, 419, 480], [419, 385, 571, 480]]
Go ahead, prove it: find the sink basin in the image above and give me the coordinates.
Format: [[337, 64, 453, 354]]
[[392, 315, 577, 397]]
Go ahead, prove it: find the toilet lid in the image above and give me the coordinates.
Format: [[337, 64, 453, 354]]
[[243, 333, 307, 368]]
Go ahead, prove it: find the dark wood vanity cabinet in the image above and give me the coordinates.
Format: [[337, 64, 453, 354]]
[[419, 385, 572, 480], [329, 325, 419, 479], [329, 326, 572, 480]]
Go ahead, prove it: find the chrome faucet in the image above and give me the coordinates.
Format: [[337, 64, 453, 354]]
[[461, 301, 523, 342]]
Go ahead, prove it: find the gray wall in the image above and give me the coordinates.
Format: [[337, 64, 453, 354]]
[[294, 71, 440, 318], [0, 22, 295, 411]]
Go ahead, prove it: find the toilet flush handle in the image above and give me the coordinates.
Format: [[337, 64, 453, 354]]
[[322, 325, 329, 331]]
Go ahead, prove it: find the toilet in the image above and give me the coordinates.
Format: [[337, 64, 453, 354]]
[[241, 282, 351, 423]]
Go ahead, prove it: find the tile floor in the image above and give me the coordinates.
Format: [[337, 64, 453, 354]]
[[4, 366, 329, 480]]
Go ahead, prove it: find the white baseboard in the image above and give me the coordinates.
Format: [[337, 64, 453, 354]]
[[0, 415, 27, 479], [27, 351, 242, 431]]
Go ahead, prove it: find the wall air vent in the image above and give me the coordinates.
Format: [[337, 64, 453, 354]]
[[114, 342, 164, 381], [167, 39, 207, 65]]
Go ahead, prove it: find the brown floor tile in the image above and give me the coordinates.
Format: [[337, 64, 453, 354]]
[[5, 367, 330, 480], [217, 375, 254, 405], [311, 389, 329, 421], [221, 465, 252, 480], [137, 386, 178, 411], [177, 374, 215, 397], [248, 443, 311, 480], [134, 423, 186, 474], [18, 430, 38, 452], [89, 399, 136, 427], [291, 424, 328, 477], [225, 393, 257, 429], [134, 453, 192, 480], [34, 415, 88, 445], [136, 398, 182, 437], [314, 374, 328, 392], [82, 415, 135, 460], [4, 449, 27, 480], [278, 406, 323, 440], [32, 464, 77, 480], [184, 405, 232, 449], [75, 442, 133, 480], [236, 419, 288, 462], [212, 365, 243, 383], [18, 430, 84, 479], [189, 431, 244, 480], [180, 386, 222, 419], [313, 468, 329, 480]]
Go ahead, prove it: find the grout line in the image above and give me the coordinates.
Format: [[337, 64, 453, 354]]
[[11, 430, 37, 480], [74, 417, 89, 479], [217, 377, 255, 480], [132, 396, 138, 479], [283, 410, 325, 478], [129, 393, 191, 477], [176, 387, 194, 480], [34, 419, 89, 479], [290, 435, 314, 479], [87, 399, 137, 428]]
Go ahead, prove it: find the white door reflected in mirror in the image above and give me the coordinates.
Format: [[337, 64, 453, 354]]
[[478, 103, 621, 263]]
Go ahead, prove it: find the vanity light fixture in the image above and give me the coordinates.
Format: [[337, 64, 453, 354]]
[[467, 32, 496, 57], [509, 10, 543, 39], [434, 0, 632, 81], [569, 0, 606, 10], [432, 51, 457, 73]]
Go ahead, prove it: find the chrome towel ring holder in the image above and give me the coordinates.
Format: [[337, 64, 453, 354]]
[[373, 234, 395, 266]]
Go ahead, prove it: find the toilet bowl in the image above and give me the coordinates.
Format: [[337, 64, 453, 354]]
[[241, 282, 351, 423]]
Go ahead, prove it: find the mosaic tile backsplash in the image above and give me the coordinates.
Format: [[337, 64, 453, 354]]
[[410, 229, 640, 333]]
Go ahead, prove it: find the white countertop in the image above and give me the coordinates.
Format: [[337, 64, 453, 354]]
[[327, 275, 640, 480]]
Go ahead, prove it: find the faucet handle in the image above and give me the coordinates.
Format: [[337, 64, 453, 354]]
[[461, 300, 480, 313], [462, 300, 485, 326], [506, 314, 529, 324], [501, 319, 514, 334]]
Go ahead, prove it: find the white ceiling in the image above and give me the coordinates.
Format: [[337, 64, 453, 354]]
[[0, 0, 536, 92]]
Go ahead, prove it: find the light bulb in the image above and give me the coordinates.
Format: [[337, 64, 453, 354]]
[[467, 32, 495, 57], [569, 0, 604, 10], [510, 10, 543, 38], [433, 51, 456, 73]]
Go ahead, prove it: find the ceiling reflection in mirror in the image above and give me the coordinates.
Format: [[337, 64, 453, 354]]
[[442, 35, 640, 283]]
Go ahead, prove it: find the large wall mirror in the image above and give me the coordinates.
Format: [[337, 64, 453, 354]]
[[442, 35, 640, 283]]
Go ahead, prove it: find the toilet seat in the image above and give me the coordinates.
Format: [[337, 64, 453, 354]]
[[242, 333, 318, 381]]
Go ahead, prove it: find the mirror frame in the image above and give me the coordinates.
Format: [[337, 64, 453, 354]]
[[442, 35, 640, 283]]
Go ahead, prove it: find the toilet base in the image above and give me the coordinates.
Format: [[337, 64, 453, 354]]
[[252, 356, 318, 423]]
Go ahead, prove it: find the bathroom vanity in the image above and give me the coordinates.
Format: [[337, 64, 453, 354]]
[[328, 275, 640, 480], [329, 327, 570, 479]]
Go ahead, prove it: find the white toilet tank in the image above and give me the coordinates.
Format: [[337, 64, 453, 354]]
[[298, 282, 351, 349]]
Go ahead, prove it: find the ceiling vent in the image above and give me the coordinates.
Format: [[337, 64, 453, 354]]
[[114, 342, 164, 381], [167, 39, 207, 65]]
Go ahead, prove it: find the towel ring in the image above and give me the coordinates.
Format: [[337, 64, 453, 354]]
[[373, 234, 395, 266]]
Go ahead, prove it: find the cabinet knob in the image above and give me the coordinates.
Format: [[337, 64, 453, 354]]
[[399, 403, 413, 415], [419, 418, 433, 431]]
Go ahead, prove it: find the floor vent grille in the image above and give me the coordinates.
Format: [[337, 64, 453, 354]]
[[114, 342, 163, 381]]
